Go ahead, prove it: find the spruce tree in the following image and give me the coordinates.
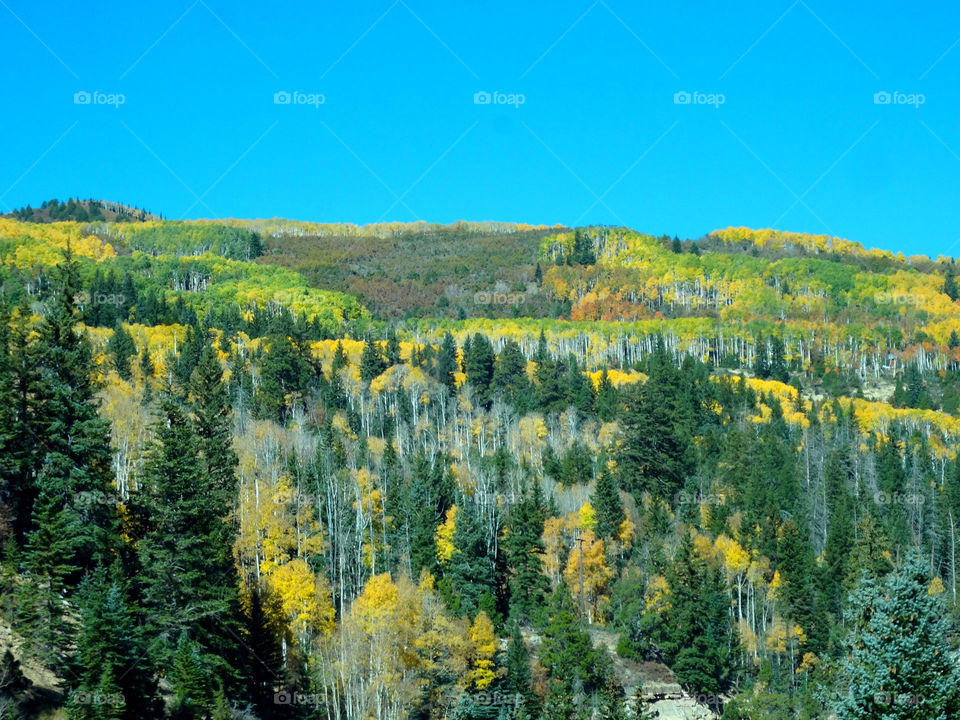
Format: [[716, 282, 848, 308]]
[[106, 322, 135, 381], [360, 338, 387, 383], [26, 248, 120, 578], [504, 488, 549, 622], [592, 468, 624, 541], [829, 553, 960, 719], [447, 501, 497, 617], [68, 566, 158, 719], [504, 624, 539, 719], [136, 397, 243, 710], [435, 332, 459, 395], [493, 340, 532, 413], [465, 333, 495, 410]]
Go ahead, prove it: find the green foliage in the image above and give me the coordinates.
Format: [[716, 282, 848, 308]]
[[827, 553, 960, 719]]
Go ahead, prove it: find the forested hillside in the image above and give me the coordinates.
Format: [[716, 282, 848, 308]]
[[2, 216, 960, 720]]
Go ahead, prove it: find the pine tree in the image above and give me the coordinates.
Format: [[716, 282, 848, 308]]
[[541, 679, 576, 720], [653, 533, 729, 695], [593, 370, 619, 422], [753, 335, 770, 379], [493, 340, 532, 413], [598, 678, 627, 720], [360, 338, 387, 383], [944, 269, 959, 301], [189, 337, 237, 508], [435, 332, 459, 395], [447, 501, 497, 617], [26, 248, 120, 578], [830, 553, 960, 719], [592, 468, 624, 541], [106, 322, 135, 381], [385, 329, 401, 367], [770, 335, 789, 383], [68, 566, 158, 719], [465, 333, 496, 410], [539, 584, 599, 690], [777, 518, 828, 655], [504, 488, 549, 622], [616, 356, 693, 499], [504, 624, 539, 719], [136, 397, 243, 708]]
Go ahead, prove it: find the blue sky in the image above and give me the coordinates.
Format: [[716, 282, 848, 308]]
[[1, 0, 959, 257]]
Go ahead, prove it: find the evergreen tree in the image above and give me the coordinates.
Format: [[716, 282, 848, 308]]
[[136, 397, 244, 711], [593, 370, 620, 422], [106, 322, 135, 381], [777, 518, 828, 654], [360, 338, 388, 383], [647, 533, 729, 696], [753, 335, 770, 379], [447, 501, 497, 617], [385, 330, 402, 367], [435, 332, 459, 395], [829, 553, 960, 719], [592, 468, 624, 541], [769, 335, 789, 383], [541, 679, 576, 720], [534, 332, 564, 414], [189, 337, 238, 507], [26, 248, 120, 578], [598, 678, 627, 720], [539, 584, 599, 690], [504, 488, 549, 622], [465, 333, 496, 410], [944, 269, 959, 301], [569, 229, 596, 266], [254, 333, 311, 422], [493, 340, 532, 413], [504, 624, 539, 719], [68, 566, 158, 719], [616, 349, 693, 498]]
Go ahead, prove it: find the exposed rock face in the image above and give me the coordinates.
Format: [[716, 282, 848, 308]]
[[586, 627, 719, 720]]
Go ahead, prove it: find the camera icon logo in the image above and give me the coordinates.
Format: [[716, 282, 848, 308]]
[[274, 91, 291, 105], [674, 91, 691, 105], [274, 691, 292, 705], [74, 91, 91, 105], [874, 91, 891, 105], [474, 91, 492, 105]]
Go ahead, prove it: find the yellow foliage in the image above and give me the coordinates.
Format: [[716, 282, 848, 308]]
[[465, 612, 497, 690], [436, 505, 458, 564], [929, 576, 946, 595], [352, 573, 400, 634], [645, 574, 671, 614], [267, 558, 335, 639], [578, 502, 597, 531], [562, 529, 613, 623]]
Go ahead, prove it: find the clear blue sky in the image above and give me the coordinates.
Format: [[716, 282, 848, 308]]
[[2, 0, 959, 257]]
